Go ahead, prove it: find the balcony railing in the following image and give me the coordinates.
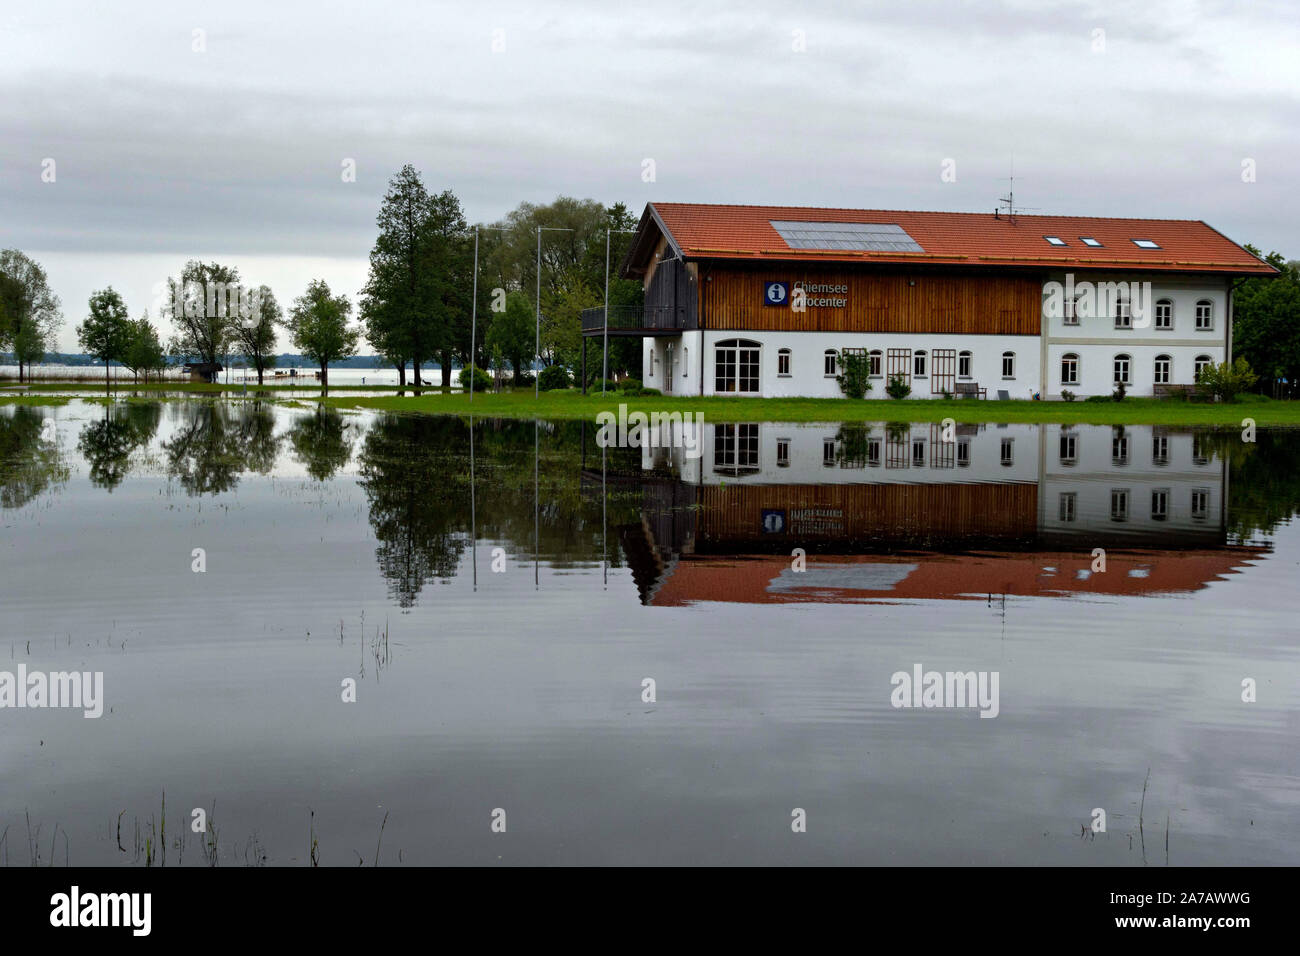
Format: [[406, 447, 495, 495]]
[[581, 305, 687, 333]]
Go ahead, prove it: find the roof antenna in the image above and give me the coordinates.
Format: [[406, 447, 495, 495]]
[[997, 158, 1038, 224]]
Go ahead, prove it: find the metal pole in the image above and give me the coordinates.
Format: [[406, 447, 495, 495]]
[[470, 228, 479, 404], [603, 229, 610, 394], [535, 226, 541, 399]]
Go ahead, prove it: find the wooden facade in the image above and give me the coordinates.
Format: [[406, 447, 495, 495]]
[[697, 264, 1042, 335], [692, 481, 1039, 548]]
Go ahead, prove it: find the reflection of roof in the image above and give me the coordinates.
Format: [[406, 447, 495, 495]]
[[630, 203, 1276, 275], [649, 549, 1269, 607]]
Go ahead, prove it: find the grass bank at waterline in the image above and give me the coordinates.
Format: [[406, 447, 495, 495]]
[[3, 380, 1298, 425], [317, 390, 1300, 426]]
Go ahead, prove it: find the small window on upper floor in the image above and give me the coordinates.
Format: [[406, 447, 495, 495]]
[[1132, 239, 1161, 249], [1079, 237, 1102, 247], [1044, 236, 1067, 246]]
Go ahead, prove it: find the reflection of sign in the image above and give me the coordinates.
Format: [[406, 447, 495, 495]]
[[761, 509, 787, 533], [790, 507, 845, 536], [764, 282, 789, 306]]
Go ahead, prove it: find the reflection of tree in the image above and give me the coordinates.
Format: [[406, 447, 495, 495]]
[[358, 415, 470, 607], [0, 406, 69, 509], [162, 401, 280, 495], [357, 414, 641, 607], [288, 408, 355, 481], [76, 403, 162, 491], [1212, 428, 1300, 541]]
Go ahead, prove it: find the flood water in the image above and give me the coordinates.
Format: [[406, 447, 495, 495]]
[[1, 399, 1297, 866]]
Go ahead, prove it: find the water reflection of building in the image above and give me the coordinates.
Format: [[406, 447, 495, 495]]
[[605, 422, 1266, 606]]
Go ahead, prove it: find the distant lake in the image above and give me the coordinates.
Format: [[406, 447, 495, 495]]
[[1, 399, 1297, 865]]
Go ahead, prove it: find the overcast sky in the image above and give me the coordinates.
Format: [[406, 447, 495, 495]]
[[2, 0, 1297, 352]]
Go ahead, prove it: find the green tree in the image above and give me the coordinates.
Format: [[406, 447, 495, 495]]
[[0, 250, 63, 383], [287, 279, 359, 388], [123, 313, 168, 383], [288, 407, 355, 481], [485, 291, 534, 384], [233, 284, 282, 385], [161, 260, 242, 368], [1232, 248, 1300, 396], [77, 287, 133, 391], [361, 165, 466, 388]]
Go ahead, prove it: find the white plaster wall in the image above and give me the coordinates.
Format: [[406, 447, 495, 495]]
[[1042, 272, 1230, 398]]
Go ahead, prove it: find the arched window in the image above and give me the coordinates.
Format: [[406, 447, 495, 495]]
[[1153, 354, 1171, 385], [1194, 354, 1213, 380], [777, 348, 791, 377], [714, 339, 761, 394], [1196, 299, 1214, 330], [1060, 353, 1079, 386], [1001, 351, 1016, 378], [823, 349, 838, 377], [958, 350, 972, 378], [913, 349, 927, 377], [1113, 353, 1131, 385], [1155, 298, 1173, 330], [868, 349, 882, 377], [1115, 294, 1132, 329]]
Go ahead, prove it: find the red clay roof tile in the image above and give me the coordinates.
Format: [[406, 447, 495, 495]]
[[645, 202, 1275, 275]]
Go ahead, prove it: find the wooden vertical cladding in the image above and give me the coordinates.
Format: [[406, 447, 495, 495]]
[[693, 481, 1039, 545], [644, 256, 699, 330], [700, 264, 1043, 334]]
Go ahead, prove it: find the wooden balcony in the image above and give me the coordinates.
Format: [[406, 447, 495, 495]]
[[580, 305, 689, 337]]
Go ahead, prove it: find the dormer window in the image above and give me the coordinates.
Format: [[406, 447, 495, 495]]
[[1132, 239, 1160, 249], [1079, 237, 1102, 247], [1043, 236, 1067, 246]]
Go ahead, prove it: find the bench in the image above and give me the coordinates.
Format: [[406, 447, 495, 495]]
[[955, 382, 986, 399], [1153, 384, 1197, 400]]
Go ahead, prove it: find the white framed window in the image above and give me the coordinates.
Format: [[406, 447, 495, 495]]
[[1115, 295, 1132, 329], [1059, 433, 1077, 464], [1151, 489, 1169, 521], [776, 438, 790, 466], [713, 423, 760, 473], [682, 347, 688, 378], [1063, 292, 1082, 326], [1060, 352, 1079, 386], [1044, 235, 1067, 246], [1079, 237, 1102, 248], [912, 439, 926, 466], [1155, 299, 1173, 330], [777, 348, 791, 377], [1000, 437, 1014, 466], [1193, 434, 1210, 465], [1112, 428, 1129, 464], [1194, 354, 1213, 380], [1059, 492, 1077, 522], [1196, 299, 1214, 330], [868, 349, 882, 377], [1153, 435, 1170, 464], [823, 349, 838, 377], [1191, 488, 1209, 520], [714, 339, 761, 394], [1001, 351, 1015, 379], [1132, 239, 1161, 249], [958, 350, 972, 378], [1153, 354, 1171, 385], [822, 438, 836, 466], [1113, 354, 1131, 385], [1111, 488, 1130, 521], [956, 439, 970, 466], [913, 349, 927, 378], [867, 438, 882, 467]]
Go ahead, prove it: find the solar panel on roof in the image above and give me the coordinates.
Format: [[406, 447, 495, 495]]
[[769, 220, 924, 253]]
